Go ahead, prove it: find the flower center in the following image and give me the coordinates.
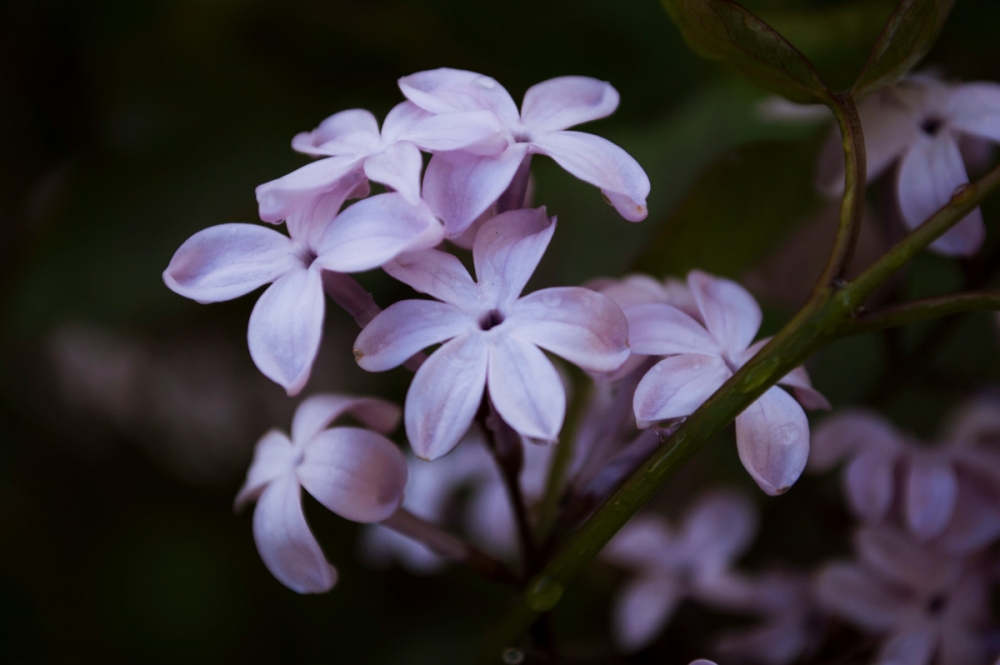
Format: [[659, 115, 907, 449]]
[[920, 116, 944, 136], [293, 244, 318, 267], [478, 309, 505, 331], [926, 593, 947, 616]]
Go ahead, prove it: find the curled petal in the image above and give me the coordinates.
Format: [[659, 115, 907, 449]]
[[406, 334, 489, 460], [383, 249, 479, 309], [298, 427, 408, 523], [625, 302, 719, 356], [845, 446, 898, 523], [905, 453, 958, 540], [506, 287, 630, 372], [487, 334, 565, 442], [735, 387, 809, 496], [354, 300, 472, 371], [362, 141, 423, 203], [291, 109, 380, 156], [247, 268, 325, 396], [291, 394, 401, 444], [809, 409, 900, 471], [530, 130, 650, 222], [612, 575, 682, 653], [253, 475, 337, 594], [633, 354, 730, 427], [255, 156, 361, 223], [521, 76, 620, 132], [473, 207, 555, 304], [235, 430, 296, 511], [815, 563, 905, 631], [680, 491, 758, 569], [398, 68, 521, 127], [947, 82, 1000, 143], [688, 271, 761, 353], [163, 224, 295, 303]]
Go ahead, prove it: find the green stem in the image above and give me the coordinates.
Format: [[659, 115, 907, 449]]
[[536, 368, 589, 541], [848, 290, 1000, 333]]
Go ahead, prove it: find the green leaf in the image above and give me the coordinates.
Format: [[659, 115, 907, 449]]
[[852, 0, 956, 96], [632, 139, 822, 278], [661, 0, 831, 104]]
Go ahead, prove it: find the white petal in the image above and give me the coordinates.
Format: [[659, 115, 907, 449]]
[[252, 475, 337, 593], [624, 302, 720, 356], [612, 575, 682, 652], [680, 491, 758, 569], [905, 453, 958, 540], [845, 446, 898, 523], [163, 224, 295, 303], [398, 68, 521, 127], [947, 82, 1000, 142], [284, 172, 369, 246], [735, 387, 810, 496], [897, 134, 984, 257], [362, 141, 423, 203], [354, 300, 473, 371], [633, 355, 730, 427], [405, 334, 489, 460], [530, 130, 650, 221], [487, 333, 564, 442], [314, 193, 444, 272], [291, 109, 380, 155], [383, 248, 479, 309], [520, 76, 620, 132], [687, 271, 761, 353], [877, 630, 936, 665], [473, 207, 555, 304], [506, 287, 630, 372], [377, 101, 430, 144], [247, 268, 325, 396], [291, 394, 401, 444], [255, 156, 361, 223], [403, 109, 509, 155], [298, 427, 408, 523], [809, 409, 901, 471], [815, 563, 905, 631], [234, 430, 296, 510]]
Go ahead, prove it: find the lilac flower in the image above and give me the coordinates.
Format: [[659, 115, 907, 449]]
[[256, 101, 506, 223], [816, 526, 993, 665], [602, 491, 758, 653], [353, 207, 630, 460], [630, 271, 829, 495], [817, 76, 1000, 256], [398, 68, 651, 235], [234, 393, 407, 593]]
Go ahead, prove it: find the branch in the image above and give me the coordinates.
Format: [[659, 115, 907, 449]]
[[847, 290, 1000, 333]]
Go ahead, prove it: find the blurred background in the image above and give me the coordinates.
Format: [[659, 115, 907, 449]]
[[3, 0, 1000, 663]]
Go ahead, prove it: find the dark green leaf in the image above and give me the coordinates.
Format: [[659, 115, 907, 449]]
[[661, 0, 832, 104], [852, 0, 956, 95]]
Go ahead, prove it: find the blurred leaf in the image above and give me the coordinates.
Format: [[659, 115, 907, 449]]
[[660, 0, 831, 104], [852, 0, 956, 96], [632, 139, 822, 278]]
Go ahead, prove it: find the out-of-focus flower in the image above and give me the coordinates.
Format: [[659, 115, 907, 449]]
[[235, 394, 407, 593], [817, 75, 1000, 256], [602, 491, 758, 653], [398, 68, 650, 234], [631, 271, 829, 495], [353, 207, 630, 460]]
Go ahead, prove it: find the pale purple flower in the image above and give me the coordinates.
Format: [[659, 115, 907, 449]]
[[816, 526, 994, 665], [398, 68, 651, 235], [602, 491, 758, 653], [353, 207, 630, 460], [630, 271, 829, 495], [234, 393, 407, 593], [817, 76, 1000, 256]]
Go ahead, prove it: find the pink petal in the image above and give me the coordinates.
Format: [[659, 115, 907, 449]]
[[362, 141, 423, 203], [809, 409, 901, 471], [354, 299, 472, 371], [252, 475, 337, 593], [506, 287, 630, 372], [163, 223, 296, 303], [897, 134, 984, 257], [290, 394, 401, 444], [403, 109, 509, 156], [422, 147, 527, 237], [405, 333, 489, 460], [377, 101, 430, 144], [530, 130, 650, 221], [688, 271, 762, 353], [255, 155, 361, 223], [520, 76, 620, 132], [879, 631, 937, 665], [905, 453, 958, 540], [234, 430, 296, 510], [398, 68, 521, 127], [298, 427, 408, 523], [285, 171, 369, 246], [247, 267, 325, 396], [624, 302, 720, 356], [314, 193, 444, 273], [486, 333, 564, 442], [680, 491, 758, 568], [473, 207, 555, 304], [933, 474, 1000, 555], [815, 563, 905, 631], [947, 82, 1000, 143], [602, 515, 674, 569], [383, 249, 479, 309], [633, 354, 731, 427], [612, 575, 682, 652], [845, 446, 898, 523], [735, 387, 810, 496], [291, 109, 380, 156], [855, 526, 959, 592]]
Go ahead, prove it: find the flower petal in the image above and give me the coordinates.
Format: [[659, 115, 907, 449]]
[[845, 446, 898, 523], [383, 248, 479, 309], [487, 333, 565, 442], [255, 155, 361, 223], [633, 354, 730, 427], [473, 207, 555, 304], [354, 300, 473, 371], [741, 339, 831, 410], [235, 430, 296, 510], [362, 141, 423, 203], [404, 109, 509, 155], [406, 334, 489, 460], [398, 68, 521, 127], [688, 271, 761, 353], [506, 287, 630, 372], [521, 76, 620, 132], [735, 387, 810, 496], [291, 394, 401, 444], [298, 427, 408, 523], [680, 491, 758, 569], [530, 130, 650, 221], [247, 268, 325, 396], [291, 109, 380, 156], [877, 630, 936, 665], [905, 453, 958, 540], [855, 526, 959, 592], [163, 223, 295, 303], [612, 575, 682, 652], [932, 474, 1000, 555], [252, 475, 337, 593], [624, 302, 720, 356], [814, 563, 905, 631], [897, 134, 984, 257], [947, 82, 1000, 143], [285, 171, 369, 246], [377, 101, 429, 144], [314, 193, 444, 272], [602, 514, 674, 569], [809, 409, 901, 471]]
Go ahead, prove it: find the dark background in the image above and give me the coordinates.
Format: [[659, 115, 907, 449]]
[[3, 0, 1000, 663]]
